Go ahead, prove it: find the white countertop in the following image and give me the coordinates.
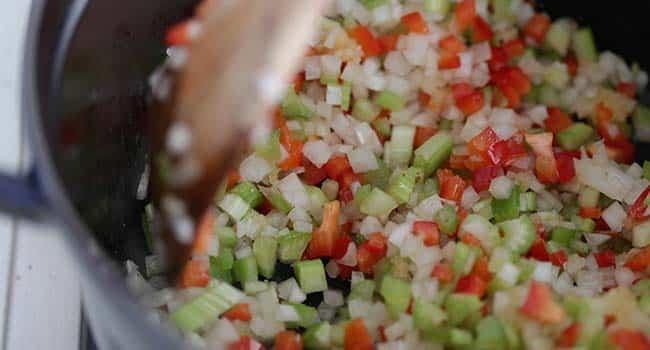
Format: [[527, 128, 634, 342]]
[[0, 2, 81, 349]]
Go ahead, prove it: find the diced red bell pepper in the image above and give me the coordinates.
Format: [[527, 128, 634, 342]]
[[492, 67, 531, 108], [555, 151, 576, 183], [307, 201, 340, 258], [452, 83, 475, 100], [471, 256, 492, 283], [379, 34, 400, 52], [348, 26, 382, 58], [468, 127, 499, 161], [565, 53, 578, 76], [439, 50, 462, 69], [301, 158, 328, 185], [605, 138, 635, 164], [625, 246, 650, 271], [488, 46, 508, 72], [545, 107, 573, 134], [609, 329, 650, 350], [418, 91, 432, 107], [414, 126, 438, 148], [437, 169, 468, 203], [226, 169, 241, 190], [550, 250, 568, 267], [470, 17, 493, 43], [472, 164, 503, 192], [503, 39, 525, 59], [558, 323, 582, 348], [439, 35, 467, 54], [344, 318, 373, 350], [223, 303, 252, 322], [337, 263, 354, 279], [365, 232, 388, 257], [579, 207, 602, 219], [455, 273, 488, 298], [463, 155, 489, 172], [461, 233, 483, 248], [278, 124, 304, 171], [275, 331, 303, 350], [617, 81, 637, 99], [456, 91, 485, 116], [594, 250, 616, 268], [488, 135, 528, 166], [401, 12, 429, 34], [178, 259, 210, 289], [293, 72, 305, 93], [455, 0, 477, 31], [413, 221, 440, 246], [332, 234, 352, 260], [356, 234, 388, 275], [525, 132, 559, 183], [324, 155, 353, 181], [338, 171, 361, 203], [228, 336, 264, 350], [431, 263, 454, 283], [528, 237, 550, 262], [520, 281, 566, 323], [165, 20, 194, 47], [356, 245, 376, 274], [523, 14, 551, 44], [629, 186, 650, 222]]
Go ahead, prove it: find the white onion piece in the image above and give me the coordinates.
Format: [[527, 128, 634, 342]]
[[239, 154, 272, 183], [384, 51, 411, 76], [414, 195, 443, 219], [304, 56, 322, 80], [461, 187, 480, 209], [602, 202, 626, 232], [277, 305, 300, 322], [353, 122, 383, 155], [489, 176, 514, 199], [584, 233, 611, 247], [320, 55, 342, 77], [278, 173, 310, 208], [331, 114, 359, 145], [348, 147, 379, 173], [326, 85, 343, 106], [303, 140, 332, 167], [338, 242, 358, 266], [324, 289, 345, 307]]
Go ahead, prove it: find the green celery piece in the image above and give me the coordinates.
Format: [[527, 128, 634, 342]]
[[438, 118, 453, 130], [538, 84, 561, 107], [352, 98, 380, 122], [551, 227, 577, 246], [639, 294, 650, 313], [379, 275, 412, 319], [421, 177, 440, 199], [519, 192, 537, 212], [633, 105, 650, 142], [445, 293, 483, 327], [303, 322, 331, 350], [216, 226, 237, 248], [330, 322, 348, 347], [449, 328, 473, 347], [413, 299, 446, 333], [570, 240, 591, 255], [320, 75, 338, 85], [544, 63, 569, 89], [294, 259, 327, 294], [475, 316, 508, 350], [252, 237, 277, 279], [557, 123, 594, 150], [233, 256, 258, 284], [517, 259, 536, 283], [563, 295, 590, 322], [461, 214, 501, 252], [209, 264, 233, 283], [387, 167, 422, 204], [255, 129, 282, 162], [210, 249, 234, 283], [633, 220, 650, 248], [413, 132, 453, 177], [491, 0, 513, 22], [341, 83, 352, 111], [452, 242, 475, 276], [230, 182, 263, 208], [578, 186, 600, 208], [278, 231, 311, 263], [389, 125, 416, 167], [306, 186, 327, 215], [503, 322, 522, 350], [287, 303, 319, 328], [363, 159, 391, 190], [264, 189, 293, 214], [492, 185, 520, 222], [219, 193, 250, 221], [372, 117, 392, 138], [421, 327, 451, 344], [281, 88, 314, 120], [354, 184, 373, 209], [499, 215, 536, 255], [633, 279, 650, 296], [573, 216, 596, 233], [643, 161, 650, 181], [376, 90, 406, 111], [359, 187, 398, 217], [473, 198, 494, 219], [588, 330, 612, 350], [573, 28, 598, 62], [545, 20, 571, 56], [424, 0, 451, 15], [349, 280, 376, 301], [170, 280, 244, 332], [359, 0, 388, 10]]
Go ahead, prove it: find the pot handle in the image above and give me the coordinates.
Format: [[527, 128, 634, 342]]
[[0, 168, 46, 219]]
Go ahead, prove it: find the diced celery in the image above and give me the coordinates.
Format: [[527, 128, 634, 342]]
[[545, 20, 571, 56], [444, 293, 483, 327], [413, 299, 446, 333], [573, 216, 596, 233], [210, 249, 234, 283], [570, 240, 591, 255], [170, 280, 244, 332], [388, 167, 422, 204], [517, 259, 536, 283], [519, 192, 537, 212], [537, 84, 561, 107], [303, 322, 331, 350], [281, 89, 314, 119], [632, 220, 650, 248], [503, 322, 522, 350], [349, 279, 376, 301], [264, 189, 293, 214], [439, 118, 453, 130], [278, 231, 311, 263], [421, 177, 440, 199], [461, 214, 502, 252], [330, 322, 348, 347], [233, 256, 258, 284], [379, 275, 412, 319], [354, 184, 373, 209], [216, 226, 237, 248], [255, 130, 282, 163], [372, 117, 392, 138], [472, 198, 493, 219], [449, 328, 473, 346], [452, 242, 475, 276], [632, 279, 650, 295], [491, 0, 513, 22], [230, 182, 263, 208], [219, 194, 250, 221], [320, 75, 338, 86], [287, 303, 319, 328], [363, 159, 391, 190], [341, 83, 352, 110], [360, 0, 388, 10], [294, 259, 327, 294], [388, 125, 416, 167], [424, 0, 451, 16], [499, 215, 536, 255], [376, 90, 406, 111], [633, 105, 650, 142], [588, 330, 611, 350], [359, 188, 398, 217], [551, 227, 577, 246], [572, 28, 598, 62], [640, 294, 650, 313], [475, 316, 508, 350], [413, 132, 453, 177], [307, 186, 327, 215], [352, 98, 380, 122], [342, 16, 358, 30], [492, 185, 520, 222], [252, 237, 277, 279], [557, 123, 594, 151], [578, 186, 600, 208], [544, 63, 569, 89]]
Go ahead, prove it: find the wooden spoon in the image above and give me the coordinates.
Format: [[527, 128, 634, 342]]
[[149, 0, 328, 283]]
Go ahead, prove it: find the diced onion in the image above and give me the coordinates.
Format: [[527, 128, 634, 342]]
[[240, 154, 272, 183], [601, 202, 626, 232], [348, 147, 379, 173], [303, 140, 333, 167], [489, 176, 514, 199]]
